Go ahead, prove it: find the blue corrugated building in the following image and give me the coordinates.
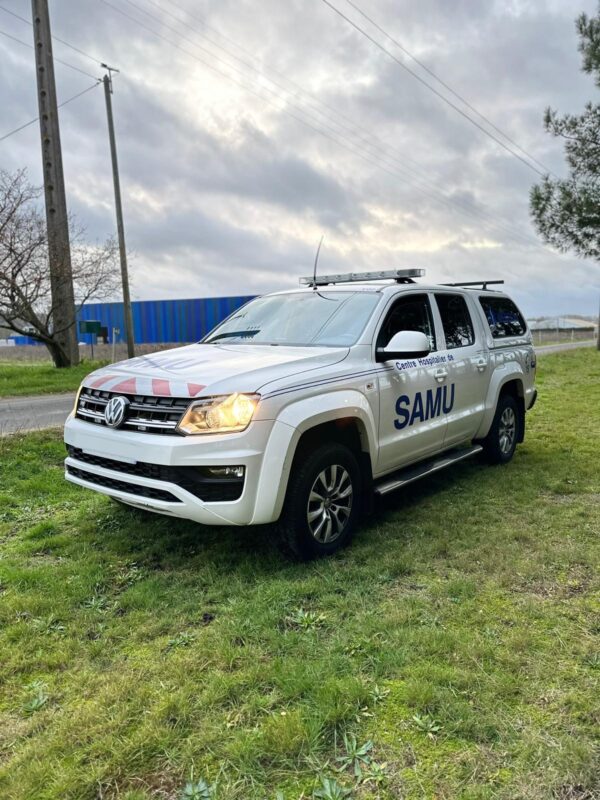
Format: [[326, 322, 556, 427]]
[[11, 295, 255, 346]]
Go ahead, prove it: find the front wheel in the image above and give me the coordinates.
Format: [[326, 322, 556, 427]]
[[278, 443, 362, 559], [481, 394, 519, 464]]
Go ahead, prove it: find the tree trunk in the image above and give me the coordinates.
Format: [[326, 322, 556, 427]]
[[45, 338, 72, 368]]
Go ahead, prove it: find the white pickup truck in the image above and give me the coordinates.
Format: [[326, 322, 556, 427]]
[[64, 269, 537, 558]]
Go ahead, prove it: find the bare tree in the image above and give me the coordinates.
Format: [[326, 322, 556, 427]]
[[0, 169, 121, 367]]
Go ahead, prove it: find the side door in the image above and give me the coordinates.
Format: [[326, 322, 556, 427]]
[[375, 292, 449, 475], [432, 292, 488, 446]]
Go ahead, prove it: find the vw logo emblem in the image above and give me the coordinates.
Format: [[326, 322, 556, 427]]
[[104, 396, 129, 428]]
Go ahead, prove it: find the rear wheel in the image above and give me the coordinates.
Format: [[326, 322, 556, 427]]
[[278, 442, 361, 559], [481, 394, 519, 464]]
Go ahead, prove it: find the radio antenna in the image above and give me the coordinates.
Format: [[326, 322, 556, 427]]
[[309, 236, 336, 300], [312, 235, 324, 289]]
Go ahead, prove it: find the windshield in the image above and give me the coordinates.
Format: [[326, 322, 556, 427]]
[[203, 291, 380, 347]]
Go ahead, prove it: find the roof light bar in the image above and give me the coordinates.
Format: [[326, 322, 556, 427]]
[[299, 268, 425, 287]]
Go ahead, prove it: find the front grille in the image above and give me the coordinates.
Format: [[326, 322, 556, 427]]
[[66, 464, 181, 503], [76, 388, 190, 434], [67, 446, 245, 502]]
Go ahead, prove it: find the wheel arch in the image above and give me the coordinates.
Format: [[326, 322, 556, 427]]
[[497, 378, 526, 442], [290, 417, 373, 493], [475, 366, 526, 442], [251, 390, 377, 524]]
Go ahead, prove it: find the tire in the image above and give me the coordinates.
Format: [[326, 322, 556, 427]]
[[481, 393, 519, 464], [278, 442, 362, 559]]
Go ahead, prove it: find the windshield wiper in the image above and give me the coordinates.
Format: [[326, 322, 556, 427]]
[[206, 330, 260, 343]]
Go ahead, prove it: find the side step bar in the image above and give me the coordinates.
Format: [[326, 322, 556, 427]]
[[374, 444, 483, 497]]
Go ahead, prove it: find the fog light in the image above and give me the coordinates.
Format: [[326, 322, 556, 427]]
[[203, 466, 245, 479]]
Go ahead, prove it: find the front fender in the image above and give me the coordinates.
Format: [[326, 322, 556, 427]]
[[474, 363, 525, 440], [251, 390, 377, 524]]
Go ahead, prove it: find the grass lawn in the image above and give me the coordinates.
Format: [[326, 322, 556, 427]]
[[0, 348, 598, 800], [0, 361, 106, 398]]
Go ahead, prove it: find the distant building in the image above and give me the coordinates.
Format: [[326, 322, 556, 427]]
[[527, 316, 595, 331], [5, 295, 255, 346], [527, 316, 596, 343]]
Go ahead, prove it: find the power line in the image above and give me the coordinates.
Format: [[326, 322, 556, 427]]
[[117, 1, 540, 249], [0, 80, 101, 143], [319, 0, 548, 178], [0, 27, 99, 80], [106, 0, 540, 248], [0, 0, 536, 251], [153, 0, 487, 204], [341, 0, 556, 176], [155, 0, 549, 250], [0, 4, 102, 66], [140, 0, 471, 194], [0, 0, 547, 249]]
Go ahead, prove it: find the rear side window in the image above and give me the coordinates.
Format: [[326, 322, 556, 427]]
[[479, 296, 527, 338], [435, 293, 475, 349]]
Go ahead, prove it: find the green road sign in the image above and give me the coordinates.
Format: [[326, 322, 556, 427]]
[[79, 320, 102, 335]]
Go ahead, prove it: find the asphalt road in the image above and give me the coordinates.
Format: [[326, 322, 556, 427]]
[[0, 341, 595, 436], [536, 340, 596, 354], [0, 393, 75, 436]]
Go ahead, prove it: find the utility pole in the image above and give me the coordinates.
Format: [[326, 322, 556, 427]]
[[102, 64, 135, 359], [31, 0, 79, 367]]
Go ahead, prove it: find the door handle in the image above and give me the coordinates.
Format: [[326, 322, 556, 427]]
[[434, 368, 448, 382], [476, 358, 488, 372]]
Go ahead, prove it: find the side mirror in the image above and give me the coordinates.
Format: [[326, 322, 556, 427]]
[[376, 330, 431, 362]]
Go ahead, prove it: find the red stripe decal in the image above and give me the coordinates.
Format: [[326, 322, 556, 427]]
[[152, 379, 171, 396], [89, 374, 117, 389], [187, 383, 206, 397], [111, 378, 137, 394]]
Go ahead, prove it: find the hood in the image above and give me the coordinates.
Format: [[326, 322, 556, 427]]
[[82, 343, 349, 398]]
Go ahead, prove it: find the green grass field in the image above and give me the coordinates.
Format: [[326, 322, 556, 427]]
[[0, 361, 106, 398], [0, 349, 598, 799]]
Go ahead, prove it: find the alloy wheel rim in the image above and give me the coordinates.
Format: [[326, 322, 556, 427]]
[[499, 407, 516, 454], [306, 464, 353, 544]]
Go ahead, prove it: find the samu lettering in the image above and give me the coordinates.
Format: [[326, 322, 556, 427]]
[[394, 384, 455, 430]]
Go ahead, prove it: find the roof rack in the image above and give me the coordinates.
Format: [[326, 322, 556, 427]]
[[299, 268, 425, 287], [441, 280, 504, 291]]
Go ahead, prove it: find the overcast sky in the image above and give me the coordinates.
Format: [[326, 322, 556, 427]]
[[1, 0, 598, 317]]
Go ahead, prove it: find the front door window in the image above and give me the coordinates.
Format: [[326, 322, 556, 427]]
[[376, 294, 436, 352]]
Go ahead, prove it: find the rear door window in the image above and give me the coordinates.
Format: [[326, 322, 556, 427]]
[[435, 293, 475, 349], [479, 296, 527, 338]]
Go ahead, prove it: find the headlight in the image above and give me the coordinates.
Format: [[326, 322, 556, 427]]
[[72, 384, 83, 415], [177, 393, 260, 435]]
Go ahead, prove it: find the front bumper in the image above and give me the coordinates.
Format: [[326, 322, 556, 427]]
[[64, 415, 282, 526]]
